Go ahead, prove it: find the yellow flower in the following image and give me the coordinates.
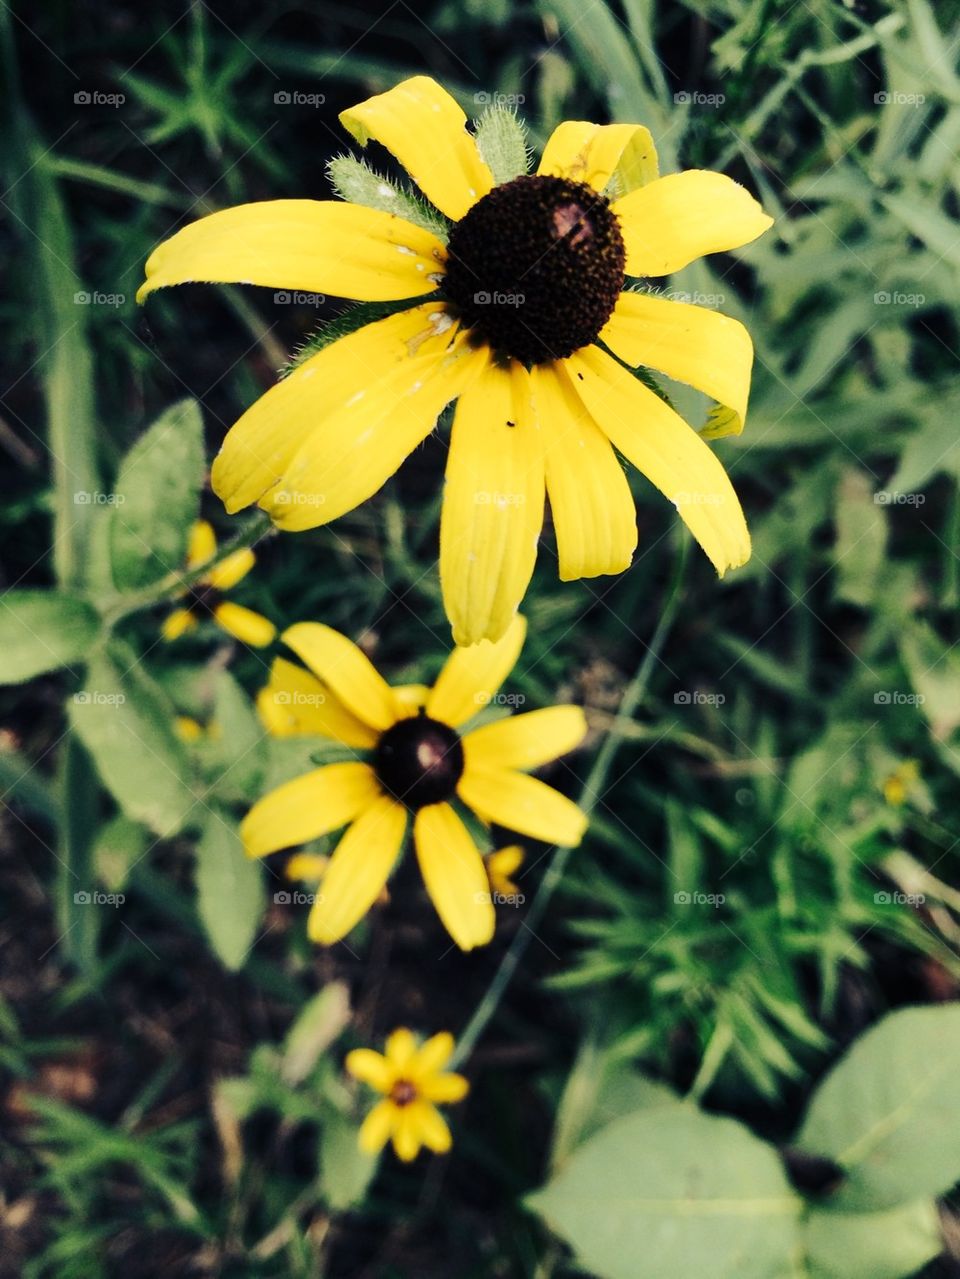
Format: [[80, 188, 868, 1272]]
[[346, 1029, 468, 1162], [486, 845, 525, 899], [883, 760, 920, 808], [243, 614, 587, 950], [139, 77, 772, 646], [162, 520, 276, 648], [174, 715, 223, 743]]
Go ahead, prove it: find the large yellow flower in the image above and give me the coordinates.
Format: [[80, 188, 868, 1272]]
[[140, 77, 772, 645], [245, 614, 587, 949], [346, 1028, 468, 1162]]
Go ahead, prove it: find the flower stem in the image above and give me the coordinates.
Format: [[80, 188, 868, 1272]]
[[451, 541, 689, 1069]]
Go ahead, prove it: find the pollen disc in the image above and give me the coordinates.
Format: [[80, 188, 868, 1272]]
[[443, 174, 626, 364]]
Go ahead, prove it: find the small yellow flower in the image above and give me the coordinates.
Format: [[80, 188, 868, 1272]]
[[140, 76, 772, 646], [486, 845, 524, 899], [346, 1029, 468, 1162], [883, 760, 920, 808], [174, 715, 223, 743], [243, 615, 587, 950], [284, 852, 330, 882], [163, 520, 276, 648]]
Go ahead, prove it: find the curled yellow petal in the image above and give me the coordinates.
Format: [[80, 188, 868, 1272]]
[[340, 76, 493, 221], [538, 121, 658, 194]]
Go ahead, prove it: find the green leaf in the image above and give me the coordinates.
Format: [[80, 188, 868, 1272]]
[[899, 620, 960, 741], [326, 155, 449, 240], [473, 105, 530, 183], [528, 1104, 801, 1279], [833, 468, 887, 607], [803, 1200, 941, 1279], [795, 1004, 960, 1211], [202, 670, 265, 802], [68, 643, 196, 835], [0, 590, 99, 684], [195, 812, 265, 971], [319, 1112, 378, 1211], [93, 813, 150, 892], [109, 399, 205, 590], [282, 982, 351, 1085]]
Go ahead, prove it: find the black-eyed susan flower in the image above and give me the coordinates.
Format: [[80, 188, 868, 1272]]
[[244, 614, 586, 950], [162, 519, 276, 648], [139, 77, 773, 646], [346, 1029, 468, 1161], [486, 844, 525, 900]]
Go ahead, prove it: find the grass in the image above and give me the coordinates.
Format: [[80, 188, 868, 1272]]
[[1, 0, 960, 1275]]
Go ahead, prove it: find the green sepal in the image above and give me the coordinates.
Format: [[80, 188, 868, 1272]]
[[326, 154, 449, 241], [473, 105, 531, 184]]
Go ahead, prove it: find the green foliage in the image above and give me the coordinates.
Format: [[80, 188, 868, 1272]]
[[195, 811, 265, 971], [0, 591, 100, 683]]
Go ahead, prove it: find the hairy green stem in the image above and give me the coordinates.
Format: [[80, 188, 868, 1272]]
[[451, 541, 689, 1069]]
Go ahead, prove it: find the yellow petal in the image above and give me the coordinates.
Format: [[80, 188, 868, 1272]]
[[358, 1099, 396, 1154], [391, 684, 430, 719], [463, 705, 587, 772], [601, 290, 753, 438], [162, 608, 196, 641], [391, 1106, 422, 1162], [413, 803, 495, 951], [538, 121, 658, 194], [412, 1032, 455, 1079], [340, 76, 494, 222], [188, 519, 217, 568], [265, 326, 484, 532], [139, 199, 444, 303], [408, 1099, 452, 1154], [563, 347, 751, 575], [213, 601, 276, 648], [241, 762, 380, 858], [307, 796, 407, 944], [257, 656, 378, 748], [175, 715, 204, 742], [211, 305, 479, 523], [533, 364, 637, 580], [426, 614, 526, 728], [439, 359, 544, 646], [346, 1048, 395, 1093], [385, 1028, 418, 1070], [285, 852, 329, 882], [458, 768, 587, 846], [207, 547, 256, 591], [419, 1072, 470, 1104], [612, 170, 773, 276], [281, 622, 398, 732]]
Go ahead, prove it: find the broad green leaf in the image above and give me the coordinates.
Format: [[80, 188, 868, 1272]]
[[528, 1104, 801, 1279], [93, 813, 150, 892], [0, 590, 99, 684], [803, 1200, 941, 1279], [282, 982, 351, 1085], [195, 812, 264, 971], [890, 408, 960, 492], [68, 644, 196, 835], [795, 1004, 960, 1211], [203, 670, 265, 802], [109, 399, 205, 590], [319, 1113, 377, 1211]]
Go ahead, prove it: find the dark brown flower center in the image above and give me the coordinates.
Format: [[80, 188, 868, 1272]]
[[186, 582, 222, 616], [442, 174, 626, 365], [373, 714, 464, 810], [389, 1079, 418, 1107]]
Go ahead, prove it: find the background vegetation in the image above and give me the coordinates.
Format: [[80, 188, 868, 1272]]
[[2, 0, 960, 1275]]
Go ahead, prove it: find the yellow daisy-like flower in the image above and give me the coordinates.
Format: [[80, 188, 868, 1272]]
[[346, 1029, 468, 1162], [139, 77, 772, 646], [486, 844, 525, 899], [244, 614, 587, 950], [162, 519, 276, 648]]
